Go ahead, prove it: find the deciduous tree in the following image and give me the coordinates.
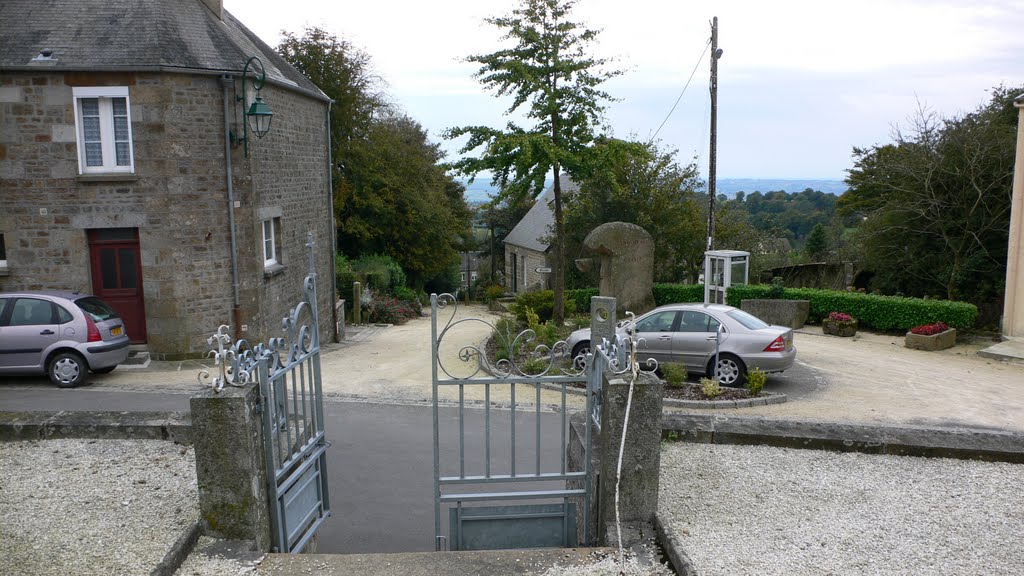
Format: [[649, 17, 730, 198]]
[[840, 86, 1020, 304], [445, 0, 622, 324]]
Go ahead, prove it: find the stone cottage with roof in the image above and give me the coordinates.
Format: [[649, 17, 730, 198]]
[[503, 175, 578, 294], [0, 0, 336, 359]]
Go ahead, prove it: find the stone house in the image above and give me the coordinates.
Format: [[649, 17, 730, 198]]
[[0, 0, 336, 359], [503, 175, 578, 294]]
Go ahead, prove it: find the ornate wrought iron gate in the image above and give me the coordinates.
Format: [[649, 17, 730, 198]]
[[430, 294, 594, 551], [204, 235, 330, 553]]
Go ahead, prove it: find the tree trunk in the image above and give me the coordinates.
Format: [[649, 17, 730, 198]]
[[552, 164, 566, 325]]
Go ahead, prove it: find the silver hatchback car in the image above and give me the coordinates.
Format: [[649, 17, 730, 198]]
[[0, 291, 130, 387], [565, 303, 796, 387]]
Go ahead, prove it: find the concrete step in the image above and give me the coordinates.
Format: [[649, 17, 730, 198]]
[[978, 338, 1024, 362], [119, 350, 151, 370], [257, 548, 618, 576]]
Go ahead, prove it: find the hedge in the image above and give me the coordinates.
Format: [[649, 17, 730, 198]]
[[565, 288, 600, 313], [566, 283, 977, 331], [653, 283, 705, 305], [724, 284, 978, 331]]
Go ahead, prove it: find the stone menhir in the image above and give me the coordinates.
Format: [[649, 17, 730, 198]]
[[576, 222, 655, 316]]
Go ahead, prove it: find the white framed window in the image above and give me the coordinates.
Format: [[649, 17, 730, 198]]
[[262, 218, 280, 268], [0, 232, 7, 269], [72, 87, 134, 174]]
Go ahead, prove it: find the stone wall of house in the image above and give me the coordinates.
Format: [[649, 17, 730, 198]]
[[243, 81, 333, 349], [504, 245, 550, 294], [0, 71, 332, 358]]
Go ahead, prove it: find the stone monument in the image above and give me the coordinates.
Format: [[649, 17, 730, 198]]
[[576, 222, 655, 316]]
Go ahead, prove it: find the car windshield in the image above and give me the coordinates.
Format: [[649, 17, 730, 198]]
[[726, 309, 770, 330], [75, 297, 119, 321]]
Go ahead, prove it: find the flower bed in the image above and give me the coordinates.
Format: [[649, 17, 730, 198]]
[[905, 322, 956, 351], [822, 311, 857, 337]]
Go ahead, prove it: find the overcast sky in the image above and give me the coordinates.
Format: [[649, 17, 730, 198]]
[[224, 0, 1024, 181]]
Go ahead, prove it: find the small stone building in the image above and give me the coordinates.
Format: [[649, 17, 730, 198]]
[[0, 0, 336, 359], [503, 175, 578, 294]]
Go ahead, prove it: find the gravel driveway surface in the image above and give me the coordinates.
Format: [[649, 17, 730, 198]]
[[0, 438, 198, 576], [659, 442, 1024, 575]]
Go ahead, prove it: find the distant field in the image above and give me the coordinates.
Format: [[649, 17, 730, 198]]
[[461, 177, 847, 204]]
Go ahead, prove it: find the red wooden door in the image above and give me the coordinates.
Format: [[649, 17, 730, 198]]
[[88, 228, 147, 344]]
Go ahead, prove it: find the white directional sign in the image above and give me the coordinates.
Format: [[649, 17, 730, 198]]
[[535, 267, 552, 273]]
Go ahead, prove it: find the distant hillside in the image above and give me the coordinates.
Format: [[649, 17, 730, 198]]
[[460, 177, 848, 203], [715, 179, 848, 197]]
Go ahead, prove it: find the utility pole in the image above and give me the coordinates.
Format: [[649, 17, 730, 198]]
[[707, 16, 722, 250]]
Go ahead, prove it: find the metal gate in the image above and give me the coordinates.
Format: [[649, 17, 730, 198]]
[[205, 235, 330, 553], [430, 294, 595, 551]]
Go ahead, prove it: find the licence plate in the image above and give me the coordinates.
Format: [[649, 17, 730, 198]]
[[111, 326, 123, 336]]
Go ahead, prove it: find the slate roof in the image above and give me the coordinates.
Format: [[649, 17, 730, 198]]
[[504, 174, 579, 253], [0, 0, 328, 101]]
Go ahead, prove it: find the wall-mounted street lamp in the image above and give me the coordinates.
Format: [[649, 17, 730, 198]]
[[238, 56, 274, 157]]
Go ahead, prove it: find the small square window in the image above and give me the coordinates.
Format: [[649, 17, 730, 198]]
[[262, 218, 281, 268], [72, 87, 134, 174]]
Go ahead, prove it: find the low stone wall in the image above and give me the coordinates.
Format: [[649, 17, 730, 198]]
[[0, 411, 191, 443], [740, 299, 810, 329]]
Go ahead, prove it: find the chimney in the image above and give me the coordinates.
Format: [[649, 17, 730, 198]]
[[201, 0, 223, 20]]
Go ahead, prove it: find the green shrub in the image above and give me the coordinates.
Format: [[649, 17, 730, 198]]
[[724, 284, 978, 331], [767, 277, 785, 299], [661, 363, 688, 388], [653, 284, 704, 305], [513, 290, 576, 324], [493, 316, 520, 361], [352, 254, 406, 291], [484, 284, 506, 302], [700, 377, 721, 398], [363, 294, 419, 325], [392, 285, 419, 302], [746, 367, 767, 396], [566, 288, 600, 313], [519, 356, 549, 374]]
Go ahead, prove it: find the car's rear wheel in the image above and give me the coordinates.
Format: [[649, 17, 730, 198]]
[[708, 353, 747, 388], [48, 351, 87, 388], [91, 366, 116, 374]]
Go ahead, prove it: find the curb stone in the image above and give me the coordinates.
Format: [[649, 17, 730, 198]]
[[0, 411, 192, 444], [660, 413, 1024, 463], [654, 513, 698, 576], [150, 521, 202, 576], [663, 392, 786, 409]]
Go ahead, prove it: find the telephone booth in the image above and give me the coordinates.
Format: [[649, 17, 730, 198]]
[[704, 250, 749, 304]]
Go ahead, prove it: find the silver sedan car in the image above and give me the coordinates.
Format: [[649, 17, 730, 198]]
[[565, 303, 796, 387], [0, 291, 130, 387]]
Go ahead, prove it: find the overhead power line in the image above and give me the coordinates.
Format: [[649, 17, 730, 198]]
[[649, 38, 711, 144]]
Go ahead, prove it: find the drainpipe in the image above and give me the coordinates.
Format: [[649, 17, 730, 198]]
[[221, 75, 243, 339], [326, 101, 339, 342]]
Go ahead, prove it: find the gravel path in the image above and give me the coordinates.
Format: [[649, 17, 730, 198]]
[[659, 443, 1024, 576], [0, 438, 198, 576]]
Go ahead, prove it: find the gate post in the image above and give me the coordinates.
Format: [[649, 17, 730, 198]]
[[190, 383, 272, 551], [597, 370, 663, 547]]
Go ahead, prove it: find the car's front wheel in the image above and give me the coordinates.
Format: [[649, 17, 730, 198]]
[[709, 353, 747, 388], [572, 341, 591, 360], [48, 351, 87, 388]]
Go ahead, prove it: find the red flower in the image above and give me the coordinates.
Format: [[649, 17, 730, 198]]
[[827, 311, 853, 322], [910, 322, 949, 336]]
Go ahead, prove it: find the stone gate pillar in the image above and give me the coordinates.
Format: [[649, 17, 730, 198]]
[[597, 370, 663, 547], [190, 384, 272, 551]]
